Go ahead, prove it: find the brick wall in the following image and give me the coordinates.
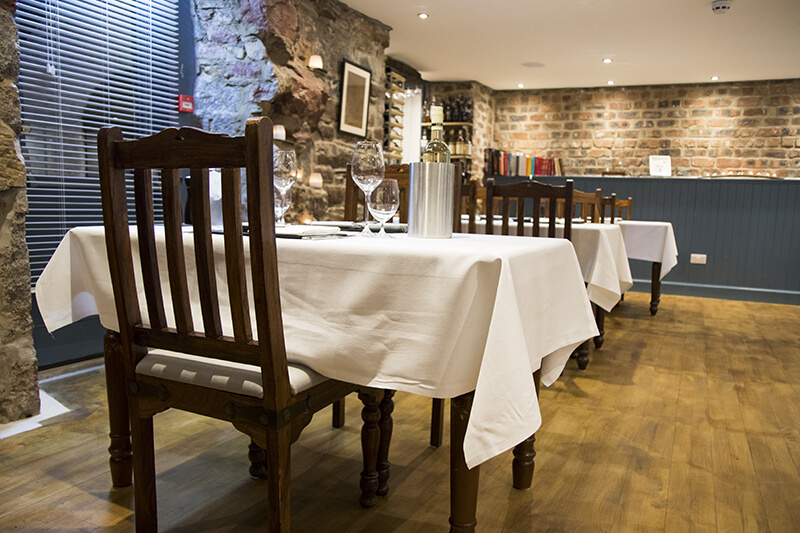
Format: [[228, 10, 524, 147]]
[[493, 79, 800, 178]]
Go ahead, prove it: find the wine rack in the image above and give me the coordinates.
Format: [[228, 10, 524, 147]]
[[384, 69, 405, 164]]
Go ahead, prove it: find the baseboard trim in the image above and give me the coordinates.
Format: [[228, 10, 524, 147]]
[[629, 279, 800, 305]]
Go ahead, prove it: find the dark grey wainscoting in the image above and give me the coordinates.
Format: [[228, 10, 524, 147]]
[[486, 175, 800, 305]]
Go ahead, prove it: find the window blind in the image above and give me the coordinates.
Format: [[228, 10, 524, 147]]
[[16, 0, 180, 287]]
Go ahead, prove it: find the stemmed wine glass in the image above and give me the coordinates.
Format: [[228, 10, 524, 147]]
[[274, 149, 297, 225], [274, 188, 292, 226], [351, 140, 385, 237], [368, 179, 400, 238]]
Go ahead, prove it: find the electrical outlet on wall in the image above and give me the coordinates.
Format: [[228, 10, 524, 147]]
[[690, 253, 707, 265]]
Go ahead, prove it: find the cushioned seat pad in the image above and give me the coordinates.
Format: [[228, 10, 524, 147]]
[[136, 350, 327, 398]]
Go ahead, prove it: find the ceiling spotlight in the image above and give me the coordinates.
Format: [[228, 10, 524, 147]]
[[603, 58, 613, 64], [607, 80, 615, 85], [711, 75, 719, 81], [418, 13, 429, 19], [517, 83, 525, 88]]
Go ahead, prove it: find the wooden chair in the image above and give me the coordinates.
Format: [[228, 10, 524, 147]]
[[599, 193, 617, 223], [572, 187, 602, 223], [615, 196, 632, 220], [98, 117, 383, 532], [485, 178, 574, 240]]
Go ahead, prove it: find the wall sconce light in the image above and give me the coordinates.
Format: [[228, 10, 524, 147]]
[[308, 55, 323, 70], [309, 172, 323, 188], [273, 124, 286, 141]]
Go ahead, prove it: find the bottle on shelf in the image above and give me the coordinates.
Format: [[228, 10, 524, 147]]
[[421, 105, 450, 164], [447, 129, 457, 155], [455, 129, 466, 156], [463, 128, 472, 156], [422, 100, 430, 123]]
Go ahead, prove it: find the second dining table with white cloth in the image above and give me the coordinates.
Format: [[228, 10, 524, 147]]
[[463, 217, 633, 314], [36, 225, 599, 527], [615, 220, 678, 315]]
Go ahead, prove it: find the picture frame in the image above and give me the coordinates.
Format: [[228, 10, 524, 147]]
[[339, 60, 372, 137]]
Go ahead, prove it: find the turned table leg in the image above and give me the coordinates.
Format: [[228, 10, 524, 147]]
[[450, 392, 480, 533], [358, 390, 381, 508], [430, 398, 445, 447], [650, 262, 662, 316], [377, 390, 394, 496], [512, 370, 541, 490], [103, 331, 132, 487], [593, 304, 605, 349]]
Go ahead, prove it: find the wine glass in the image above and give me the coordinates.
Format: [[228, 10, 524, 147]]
[[274, 149, 297, 198], [274, 188, 292, 226], [351, 140, 385, 237], [368, 179, 399, 238]]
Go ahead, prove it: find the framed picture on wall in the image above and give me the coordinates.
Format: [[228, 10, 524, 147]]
[[339, 61, 371, 137]]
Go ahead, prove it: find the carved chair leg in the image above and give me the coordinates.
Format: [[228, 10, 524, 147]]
[[130, 410, 157, 531], [265, 426, 292, 533], [248, 439, 268, 479], [430, 398, 445, 447], [104, 331, 132, 487], [358, 390, 381, 508], [377, 390, 395, 496], [450, 392, 479, 533], [332, 398, 346, 428]]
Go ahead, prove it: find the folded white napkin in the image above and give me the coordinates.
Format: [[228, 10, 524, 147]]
[[276, 225, 340, 236]]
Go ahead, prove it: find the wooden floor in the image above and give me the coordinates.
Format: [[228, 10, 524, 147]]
[[1, 292, 799, 532]]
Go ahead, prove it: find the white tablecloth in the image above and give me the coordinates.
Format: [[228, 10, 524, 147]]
[[616, 221, 679, 278], [36, 227, 598, 469], [466, 219, 633, 312]]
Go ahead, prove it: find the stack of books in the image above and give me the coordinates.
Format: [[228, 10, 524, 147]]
[[483, 149, 561, 176]]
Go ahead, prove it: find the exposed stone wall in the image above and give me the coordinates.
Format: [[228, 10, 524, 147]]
[[493, 79, 800, 178], [0, 2, 39, 423], [191, 0, 389, 220], [428, 81, 493, 184]]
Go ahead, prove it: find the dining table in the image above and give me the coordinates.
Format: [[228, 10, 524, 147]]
[[35, 225, 599, 531], [615, 220, 678, 315], [465, 216, 633, 365]]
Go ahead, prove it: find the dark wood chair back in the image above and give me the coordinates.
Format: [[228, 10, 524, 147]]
[[600, 193, 617, 223], [485, 178, 574, 241], [459, 179, 478, 234], [98, 117, 370, 531]]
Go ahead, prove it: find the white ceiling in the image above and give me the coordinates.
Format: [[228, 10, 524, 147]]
[[342, 0, 800, 91]]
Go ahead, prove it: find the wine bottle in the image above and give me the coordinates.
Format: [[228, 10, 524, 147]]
[[421, 105, 451, 163], [455, 129, 466, 156]]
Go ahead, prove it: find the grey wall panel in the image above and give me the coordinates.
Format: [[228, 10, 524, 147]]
[[488, 175, 800, 304]]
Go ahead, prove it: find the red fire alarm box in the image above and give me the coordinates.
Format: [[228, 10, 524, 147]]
[[178, 94, 194, 113]]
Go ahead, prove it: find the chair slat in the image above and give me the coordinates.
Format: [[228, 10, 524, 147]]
[[161, 168, 194, 335], [133, 168, 166, 331], [516, 198, 525, 237], [190, 167, 223, 339], [221, 167, 253, 343]]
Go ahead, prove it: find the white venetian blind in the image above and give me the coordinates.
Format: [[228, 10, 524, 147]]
[[16, 0, 180, 287]]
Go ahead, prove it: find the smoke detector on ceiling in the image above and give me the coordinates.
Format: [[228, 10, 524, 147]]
[[711, 0, 732, 14]]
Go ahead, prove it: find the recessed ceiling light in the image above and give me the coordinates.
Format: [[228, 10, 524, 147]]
[[521, 61, 545, 68], [711, 75, 719, 81], [418, 13, 429, 19], [603, 58, 613, 64], [607, 80, 615, 85], [517, 83, 525, 88]]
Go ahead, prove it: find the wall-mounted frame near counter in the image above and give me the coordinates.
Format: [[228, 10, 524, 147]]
[[339, 60, 371, 137]]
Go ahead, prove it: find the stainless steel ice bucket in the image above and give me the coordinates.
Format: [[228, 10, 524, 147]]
[[408, 162, 453, 239]]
